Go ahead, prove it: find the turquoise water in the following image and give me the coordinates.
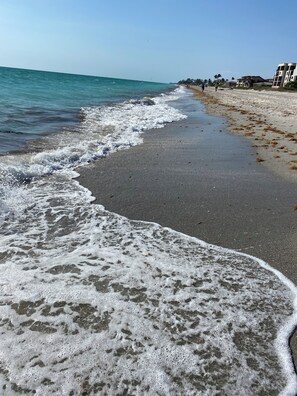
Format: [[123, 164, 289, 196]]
[[0, 66, 172, 153]]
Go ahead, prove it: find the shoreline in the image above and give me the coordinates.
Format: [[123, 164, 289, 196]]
[[77, 90, 297, 378], [190, 86, 297, 184], [78, 93, 297, 282]]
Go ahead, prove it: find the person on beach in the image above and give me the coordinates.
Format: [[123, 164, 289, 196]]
[[201, 83, 205, 92], [215, 83, 218, 91]]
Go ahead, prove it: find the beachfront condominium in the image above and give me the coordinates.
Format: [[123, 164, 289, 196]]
[[272, 63, 297, 88]]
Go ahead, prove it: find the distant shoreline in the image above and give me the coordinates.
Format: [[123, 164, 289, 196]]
[[189, 86, 297, 185]]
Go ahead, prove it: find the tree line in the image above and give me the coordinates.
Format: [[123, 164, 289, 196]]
[[178, 74, 235, 86]]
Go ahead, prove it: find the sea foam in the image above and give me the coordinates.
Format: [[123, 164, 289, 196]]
[[0, 171, 296, 395]]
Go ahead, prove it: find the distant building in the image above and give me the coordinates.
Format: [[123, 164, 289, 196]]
[[223, 80, 237, 88], [253, 78, 273, 88], [272, 63, 297, 88], [237, 76, 266, 88]]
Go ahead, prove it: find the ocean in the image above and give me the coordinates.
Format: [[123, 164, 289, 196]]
[[0, 66, 296, 395]]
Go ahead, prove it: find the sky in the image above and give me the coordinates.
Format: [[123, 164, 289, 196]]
[[0, 0, 296, 83]]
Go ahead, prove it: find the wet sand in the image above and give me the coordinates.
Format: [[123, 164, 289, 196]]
[[190, 86, 297, 183], [78, 93, 297, 365]]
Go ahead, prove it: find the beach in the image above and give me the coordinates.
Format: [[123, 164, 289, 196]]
[[78, 89, 297, 379], [1, 72, 297, 393], [78, 89, 297, 284]]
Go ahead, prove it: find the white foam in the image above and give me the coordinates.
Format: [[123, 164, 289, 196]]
[[0, 167, 296, 395]]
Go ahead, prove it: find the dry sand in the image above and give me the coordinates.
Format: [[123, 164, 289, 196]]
[[191, 86, 297, 184]]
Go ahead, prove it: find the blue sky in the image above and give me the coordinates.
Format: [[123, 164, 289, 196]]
[[0, 0, 296, 83]]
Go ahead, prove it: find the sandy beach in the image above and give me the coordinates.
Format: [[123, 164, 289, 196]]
[[78, 90, 297, 373], [78, 91, 297, 282]]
